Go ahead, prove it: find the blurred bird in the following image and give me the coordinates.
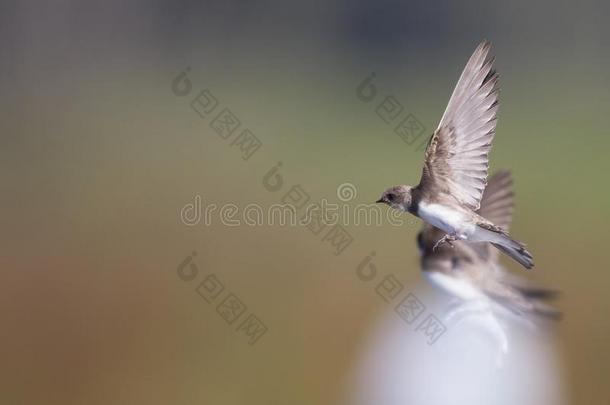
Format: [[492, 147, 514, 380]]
[[376, 41, 534, 269], [417, 170, 560, 321]]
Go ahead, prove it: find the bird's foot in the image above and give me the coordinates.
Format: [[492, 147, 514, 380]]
[[433, 234, 457, 251]]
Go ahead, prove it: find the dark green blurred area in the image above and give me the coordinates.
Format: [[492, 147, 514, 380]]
[[1, 1, 609, 404]]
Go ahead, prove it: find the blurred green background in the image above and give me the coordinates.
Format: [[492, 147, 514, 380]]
[[1, 0, 609, 404]]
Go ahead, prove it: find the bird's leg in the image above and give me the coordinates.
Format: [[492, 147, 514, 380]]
[[432, 233, 457, 251]]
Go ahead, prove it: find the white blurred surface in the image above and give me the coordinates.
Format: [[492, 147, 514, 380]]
[[346, 285, 566, 405]]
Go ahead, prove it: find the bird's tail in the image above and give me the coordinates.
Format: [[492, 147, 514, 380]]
[[500, 295, 562, 320], [491, 238, 534, 269], [531, 302, 563, 320], [515, 285, 561, 319], [515, 285, 560, 301], [474, 223, 534, 269]]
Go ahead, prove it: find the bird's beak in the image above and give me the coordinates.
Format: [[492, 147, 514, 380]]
[[375, 198, 384, 204]]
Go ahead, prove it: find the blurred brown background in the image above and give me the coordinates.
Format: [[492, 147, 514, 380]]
[[1, 1, 609, 404]]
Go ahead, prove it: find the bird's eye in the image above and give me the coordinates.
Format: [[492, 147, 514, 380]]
[[386, 193, 395, 201]]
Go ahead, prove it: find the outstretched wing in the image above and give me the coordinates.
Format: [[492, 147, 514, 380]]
[[475, 169, 515, 263], [478, 169, 514, 231], [418, 41, 499, 211]]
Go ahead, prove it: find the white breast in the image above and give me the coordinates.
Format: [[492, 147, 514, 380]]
[[417, 203, 465, 235]]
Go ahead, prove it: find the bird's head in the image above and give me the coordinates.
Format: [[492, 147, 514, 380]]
[[376, 185, 412, 211]]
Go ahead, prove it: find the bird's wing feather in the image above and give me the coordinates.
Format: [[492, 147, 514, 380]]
[[477, 169, 514, 231], [470, 170, 515, 262], [418, 41, 499, 210]]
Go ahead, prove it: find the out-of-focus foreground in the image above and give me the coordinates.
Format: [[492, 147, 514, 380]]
[[1, 1, 609, 404]]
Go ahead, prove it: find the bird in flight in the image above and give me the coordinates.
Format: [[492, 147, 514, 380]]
[[417, 170, 559, 320], [376, 41, 534, 269]]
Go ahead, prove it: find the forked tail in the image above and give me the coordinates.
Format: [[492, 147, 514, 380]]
[[491, 240, 534, 269]]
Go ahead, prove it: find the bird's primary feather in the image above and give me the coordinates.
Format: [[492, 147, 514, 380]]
[[477, 169, 514, 232], [462, 170, 514, 263], [419, 41, 499, 211], [476, 169, 514, 262]]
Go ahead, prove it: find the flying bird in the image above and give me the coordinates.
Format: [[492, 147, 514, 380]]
[[376, 41, 534, 269], [417, 170, 559, 319]]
